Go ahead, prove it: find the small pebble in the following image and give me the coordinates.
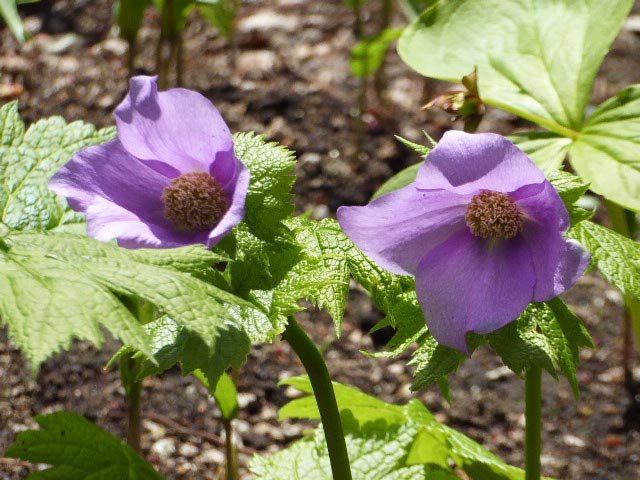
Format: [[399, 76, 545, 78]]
[[151, 438, 176, 458]]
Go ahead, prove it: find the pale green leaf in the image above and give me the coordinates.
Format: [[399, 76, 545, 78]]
[[5, 411, 164, 479], [570, 85, 640, 212], [0, 231, 249, 367], [0, 102, 116, 231], [509, 132, 571, 173], [371, 162, 420, 201], [0, 0, 29, 42], [350, 28, 402, 78], [281, 217, 351, 334], [569, 220, 640, 299], [399, 0, 632, 134], [196, 0, 236, 38], [252, 379, 532, 479], [233, 132, 296, 239], [488, 300, 593, 400]]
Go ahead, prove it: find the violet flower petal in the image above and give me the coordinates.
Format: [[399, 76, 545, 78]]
[[207, 160, 250, 248], [416, 230, 536, 353], [50, 139, 169, 226], [115, 76, 235, 177], [416, 131, 547, 195], [84, 197, 208, 248], [515, 180, 589, 300], [337, 185, 471, 276]]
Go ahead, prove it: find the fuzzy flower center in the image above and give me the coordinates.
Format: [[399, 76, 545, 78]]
[[162, 172, 228, 232], [465, 190, 523, 239]]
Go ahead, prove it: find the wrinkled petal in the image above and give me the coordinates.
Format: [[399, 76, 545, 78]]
[[85, 198, 209, 248], [207, 160, 251, 248], [416, 231, 536, 353], [337, 185, 471, 276], [552, 239, 591, 297], [416, 131, 546, 194], [515, 180, 588, 300], [49, 139, 169, 227], [115, 76, 234, 176]]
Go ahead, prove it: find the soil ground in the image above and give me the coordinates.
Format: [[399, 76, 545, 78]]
[[1, 1, 640, 478]]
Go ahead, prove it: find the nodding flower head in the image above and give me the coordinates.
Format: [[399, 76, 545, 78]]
[[50, 75, 250, 249], [338, 131, 590, 353]]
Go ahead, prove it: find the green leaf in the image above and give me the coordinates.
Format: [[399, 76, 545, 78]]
[[278, 375, 406, 426], [0, 102, 116, 231], [371, 162, 420, 201], [116, 0, 148, 40], [0, 0, 30, 42], [233, 132, 296, 239], [395, 134, 432, 157], [399, 0, 633, 135], [350, 28, 402, 78], [281, 217, 351, 334], [546, 170, 590, 206], [252, 379, 532, 480], [569, 220, 640, 300], [410, 333, 481, 392], [0, 231, 249, 368], [5, 411, 164, 479], [488, 301, 593, 400], [211, 371, 239, 420], [509, 132, 571, 173], [113, 314, 249, 392], [346, 244, 415, 325], [196, 0, 236, 38], [546, 169, 593, 225], [569, 85, 640, 212]]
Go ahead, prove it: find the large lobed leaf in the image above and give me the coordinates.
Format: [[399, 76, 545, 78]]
[[233, 132, 296, 239], [569, 220, 640, 301], [0, 231, 248, 368], [398, 1, 640, 212], [569, 85, 640, 212], [0, 101, 116, 232], [399, 0, 632, 134], [251, 377, 538, 480], [5, 411, 164, 479]]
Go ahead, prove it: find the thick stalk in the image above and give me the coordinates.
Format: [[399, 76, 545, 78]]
[[525, 367, 542, 480], [605, 200, 640, 392], [223, 418, 238, 480], [121, 354, 143, 453], [282, 317, 352, 480]]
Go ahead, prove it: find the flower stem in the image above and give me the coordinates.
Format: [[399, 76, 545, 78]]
[[605, 200, 640, 393], [524, 366, 542, 480], [282, 317, 352, 480], [223, 417, 238, 480], [120, 354, 143, 453]]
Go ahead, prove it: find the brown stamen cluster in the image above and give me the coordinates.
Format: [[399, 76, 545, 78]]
[[162, 172, 228, 232], [465, 190, 524, 239]]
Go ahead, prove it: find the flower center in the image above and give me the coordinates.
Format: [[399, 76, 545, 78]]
[[465, 190, 523, 239], [162, 172, 228, 232]]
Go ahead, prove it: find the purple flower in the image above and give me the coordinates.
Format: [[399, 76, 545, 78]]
[[50, 76, 250, 249], [338, 131, 590, 353]]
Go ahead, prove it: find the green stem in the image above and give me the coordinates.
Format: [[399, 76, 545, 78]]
[[127, 36, 136, 78], [121, 354, 143, 453], [226, 367, 239, 480], [223, 417, 239, 480], [606, 200, 640, 391], [525, 366, 542, 480], [282, 317, 352, 480]]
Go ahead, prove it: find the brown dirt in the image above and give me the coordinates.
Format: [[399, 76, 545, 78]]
[[1, 1, 640, 479]]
